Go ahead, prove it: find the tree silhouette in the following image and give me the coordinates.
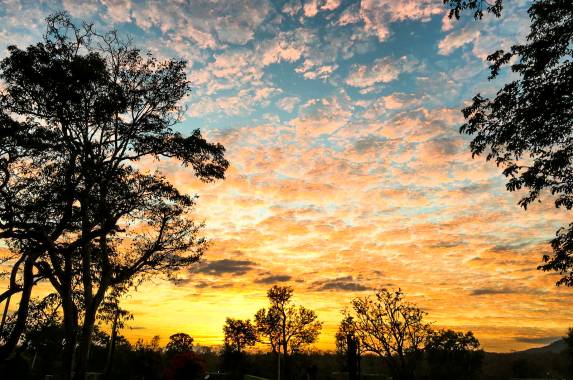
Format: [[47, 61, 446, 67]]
[[443, 0, 503, 19], [166, 333, 195, 355], [0, 12, 228, 379], [222, 318, 256, 376], [255, 285, 322, 379], [335, 315, 362, 380], [450, 0, 573, 285], [425, 329, 483, 380], [223, 317, 257, 354], [345, 289, 431, 380]]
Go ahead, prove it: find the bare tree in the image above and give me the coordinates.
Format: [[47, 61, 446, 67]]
[[345, 289, 431, 380], [255, 285, 322, 379]]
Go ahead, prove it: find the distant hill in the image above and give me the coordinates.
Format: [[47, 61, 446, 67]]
[[517, 339, 567, 355]]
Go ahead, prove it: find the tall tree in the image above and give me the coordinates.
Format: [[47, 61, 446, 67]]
[[448, 0, 573, 285], [0, 12, 228, 379], [255, 285, 322, 379], [345, 289, 431, 380]]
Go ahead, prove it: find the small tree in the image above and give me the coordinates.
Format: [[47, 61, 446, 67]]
[[335, 315, 361, 380], [346, 289, 431, 380], [222, 318, 256, 376], [223, 318, 257, 354], [425, 329, 483, 380], [255, 285, 322, 379], [166, 333, 194, 355]]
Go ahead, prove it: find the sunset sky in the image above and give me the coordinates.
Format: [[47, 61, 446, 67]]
[[1, 0, 572, 353]]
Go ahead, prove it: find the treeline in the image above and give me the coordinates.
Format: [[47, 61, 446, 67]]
[[2, 285, 572, 380]]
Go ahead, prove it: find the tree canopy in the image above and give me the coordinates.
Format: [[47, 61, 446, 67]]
[[166, 333, 195, 355], [344, 289, 431, 380], [223, 318, 257, 354], [425, 329, 483, 380], [453, 0, 573, 285]]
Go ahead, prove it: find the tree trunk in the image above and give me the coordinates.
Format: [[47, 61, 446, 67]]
[[73, 310, 96, 380], [0, 259, 34, 360], [347, 335, 358, 380], [0, 293, 11, 333], [61, 256, 77, 380], [103, 308, 119, 379]]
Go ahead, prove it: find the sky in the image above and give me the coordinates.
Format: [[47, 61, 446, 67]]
[[1, 0, 572, 353]]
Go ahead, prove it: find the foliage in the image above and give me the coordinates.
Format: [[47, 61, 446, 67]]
[[223, 317, 257, 353], [452, 0, 573, 285], [443, 0, 503, 19], [425, 329, 484, 380], [166, 333, 194, 355]]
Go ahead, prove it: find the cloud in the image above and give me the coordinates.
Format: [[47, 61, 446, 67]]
[[276, 96, 301, 113], [193, 259, 257, 276], [359, 0, 443, 41], [296, 63, 339, 80], [291, 95, 353, 138], [438, 27, 480, 55], [513, 336, 562, 345], [255, 274, 293, 284], [470, 287, 520, 296], [312, 276, 371, 291], [346, 56, 421, 88]]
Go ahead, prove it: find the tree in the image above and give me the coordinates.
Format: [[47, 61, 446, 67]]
[[222, 318, 257, 376], [345, 289, 431, 380], [0, 12, 228, 380], [223, 318, 257, 353], [335, 315, 362, 380], [425, 329, 484, 380], [449, 0, 573, 285], [255, 285, 322, 379], [166, 333, 194, 354]]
